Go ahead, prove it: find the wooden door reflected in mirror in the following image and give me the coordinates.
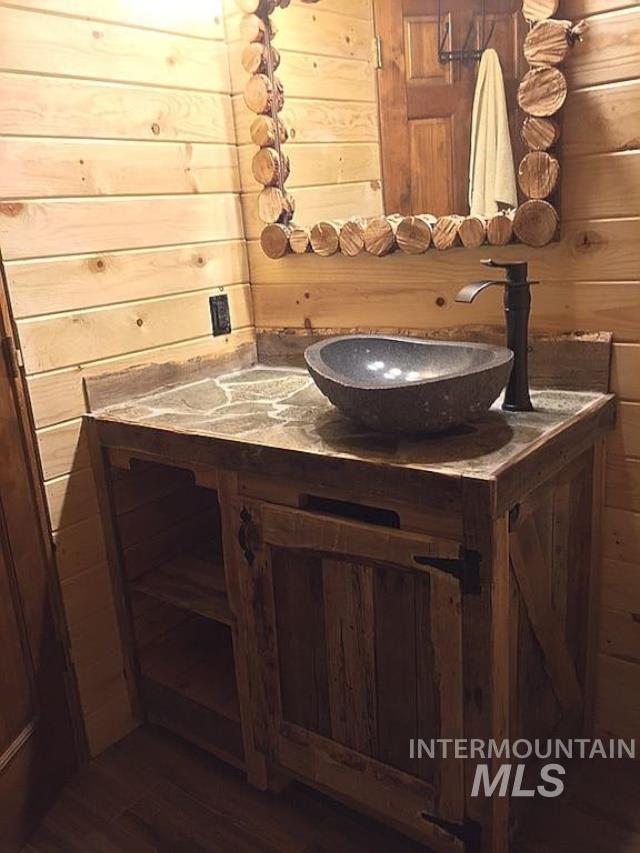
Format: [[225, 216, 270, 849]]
[[375, 0, 526, 217]]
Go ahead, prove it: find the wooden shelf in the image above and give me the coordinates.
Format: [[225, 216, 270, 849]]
[[138, 616, 240, 724], [141, 677, 245, 771], [130, 554, 232, 625]]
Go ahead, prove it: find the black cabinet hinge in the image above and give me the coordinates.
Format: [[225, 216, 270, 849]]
[[413, 547, 482, 595]]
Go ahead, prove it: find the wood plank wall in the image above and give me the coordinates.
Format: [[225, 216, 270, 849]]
[[225, 0, 384, 238], [234, 0, 640, 742], [0, 0, 254, 756]]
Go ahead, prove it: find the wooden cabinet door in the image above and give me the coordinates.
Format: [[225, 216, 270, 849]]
[[234, 501, 469, 849], [0, 325, 78, 851], [374, 0, 525, 216]]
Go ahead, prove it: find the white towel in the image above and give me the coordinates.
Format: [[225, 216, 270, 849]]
[[468, 48, 518, 219]]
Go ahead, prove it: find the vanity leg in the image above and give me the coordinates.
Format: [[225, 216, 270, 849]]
[[462, 481, 511, 853]]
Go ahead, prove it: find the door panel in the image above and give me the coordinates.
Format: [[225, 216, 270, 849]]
[[375, 0, 525, 216], [272, 548, 330, 737], [239, 501, 466, 827], [323, 559, 377, 756], [0, 305, 78, 851], [0, 539, 35, 749]]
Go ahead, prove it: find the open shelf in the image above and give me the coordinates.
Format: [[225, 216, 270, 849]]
[[109, 458, 244, 770], [141, 677, 245, 771], [130, 554, 232, 626], [138, 615, 240, 723]]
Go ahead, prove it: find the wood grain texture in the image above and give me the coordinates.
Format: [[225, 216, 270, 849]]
[[243, 182, 383, 238], [0, 139, 240, 199], [0, 0, 225, 38], [566, 7, 640, 88], [0, 73, 235, 142], [0, 195, 244, 260], [611, 343, 640, 401], [234, 95, 379, 146], [26, 726, 640, 852], [270, 4, 373, 61], [248, 217, 640, 282], [19, 285, 252, 373], [0, 0, 251, 760], [7, 241, 248, 318], [0, 6, 230, 92], [252, 278, 640, 341], [239, 142, 381, 191]]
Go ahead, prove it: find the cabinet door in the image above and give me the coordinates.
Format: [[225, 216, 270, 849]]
[[235, 501, 468, 844]]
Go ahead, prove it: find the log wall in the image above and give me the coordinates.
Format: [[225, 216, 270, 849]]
[[234, 0, 640, 742], [0, 1, 254, 756]]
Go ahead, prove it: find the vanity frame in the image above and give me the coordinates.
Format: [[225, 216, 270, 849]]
[[86, 375, 612, 852], [237, 0, 587, 257]]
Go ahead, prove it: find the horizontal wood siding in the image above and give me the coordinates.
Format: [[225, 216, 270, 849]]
[[0, 0, 252, 756], [242, 0, 640, 741]]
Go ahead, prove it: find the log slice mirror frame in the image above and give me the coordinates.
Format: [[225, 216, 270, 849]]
[[236, 0, 586, 259]]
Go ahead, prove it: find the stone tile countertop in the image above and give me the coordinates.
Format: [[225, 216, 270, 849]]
[[89, 365, 615, 484]]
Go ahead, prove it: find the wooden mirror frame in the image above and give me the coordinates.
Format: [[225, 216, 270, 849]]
[[236, 0, 586, 259]]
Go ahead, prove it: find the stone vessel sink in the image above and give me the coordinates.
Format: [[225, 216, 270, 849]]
[[305, 335, 514, 434]]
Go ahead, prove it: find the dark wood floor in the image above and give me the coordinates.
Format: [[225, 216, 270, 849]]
[[25, 726, 640, 853]]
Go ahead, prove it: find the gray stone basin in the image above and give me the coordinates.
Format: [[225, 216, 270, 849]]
[[305, 335, 514, 434]]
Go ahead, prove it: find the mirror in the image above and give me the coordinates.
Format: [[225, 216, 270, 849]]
[[238, 0, 584, 257]]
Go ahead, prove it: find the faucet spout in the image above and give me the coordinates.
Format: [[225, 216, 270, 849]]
[[455, 280, 504, 303]]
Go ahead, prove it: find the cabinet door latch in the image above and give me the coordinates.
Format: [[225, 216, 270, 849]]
[[413, 548, 482, 595]]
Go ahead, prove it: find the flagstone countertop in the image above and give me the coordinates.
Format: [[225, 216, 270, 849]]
[[86, 360, 615, 514]]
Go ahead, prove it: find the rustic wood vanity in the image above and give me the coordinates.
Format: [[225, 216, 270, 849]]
[[85, 341, 614, 853]]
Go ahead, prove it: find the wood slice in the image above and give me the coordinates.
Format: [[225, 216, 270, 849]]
[[244, 74, 284, 115], [521, 116, 560, 151], [432, 215, 463, 250], [364, 215, 402, 256], [396, 215, 435, 254], [258, 187, 295, 224], [242, 43, 281, 76], [486, 210, 515, 246], [289, 225, 311, 254], [239, 14, 275, 44], [339, 218, 367, 257], [522, 0, 559, 22], [252, 148, 290, 188], [513, 200, 558, 246], [518, 67, 567, 117], [250, 115, 289, 148], [458, 216, 487, 249], [310, 221, 343, 257], [524, 20, 573, 66], [518, 151, 560, 199], [261, 223, 291, 259]]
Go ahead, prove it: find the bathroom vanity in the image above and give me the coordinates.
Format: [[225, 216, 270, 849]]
[[85, 343, 614, 853]]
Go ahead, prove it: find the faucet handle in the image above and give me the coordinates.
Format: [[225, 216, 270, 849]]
[[481, 259, 539, 285]]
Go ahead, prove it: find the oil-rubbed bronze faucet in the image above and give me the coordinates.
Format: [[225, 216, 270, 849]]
[[456, 259, 537, 412]]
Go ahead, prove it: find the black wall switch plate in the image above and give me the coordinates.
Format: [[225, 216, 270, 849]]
[[210, 294, 232, 336]]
